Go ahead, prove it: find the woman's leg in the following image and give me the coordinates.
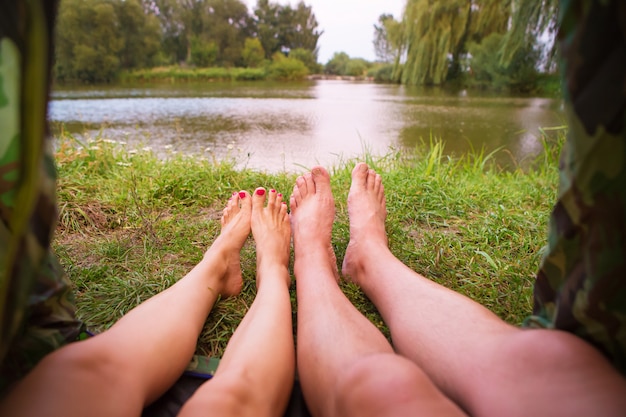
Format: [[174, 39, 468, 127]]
[[291, 167, 466, 417], [179, 188, 295, 417], [342, 163, 626, 417], [0, 192, 253, 417]]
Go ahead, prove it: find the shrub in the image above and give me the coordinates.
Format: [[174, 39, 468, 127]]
[[267, 53, 309, 80]]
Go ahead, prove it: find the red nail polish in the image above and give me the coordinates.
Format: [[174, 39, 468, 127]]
[[270, 189, 276, 193], [278, 193, 283, 197], [256, 189, 266, 196], [239, 192, 246, 199]]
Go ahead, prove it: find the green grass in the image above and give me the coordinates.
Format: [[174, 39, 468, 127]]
[[120, 65, 300, 83], [53, 133, 560, 357]]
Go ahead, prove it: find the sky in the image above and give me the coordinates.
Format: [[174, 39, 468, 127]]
[[243, 0, 407, 63]]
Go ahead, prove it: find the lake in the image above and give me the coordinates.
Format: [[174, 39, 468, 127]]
[[49, 80, 564, 173]]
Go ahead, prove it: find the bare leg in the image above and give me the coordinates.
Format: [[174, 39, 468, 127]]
[[180, 188, 295, 417], [0, 192, 252, 417], [342, 162, 626, 417], [291, 167, 465, 417]]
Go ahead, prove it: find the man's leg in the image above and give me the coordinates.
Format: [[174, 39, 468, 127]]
[[342, 163, 626, 417], [0, 192, 253, 417], [180, 188, 295, 417], [291, 167, 465, 417]]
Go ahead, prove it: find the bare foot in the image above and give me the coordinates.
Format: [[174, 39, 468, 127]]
[[205, 191, 251, 297], [250, 188, 291, 288], [290, 166, 339, 280], [342, 163, 388, 284]]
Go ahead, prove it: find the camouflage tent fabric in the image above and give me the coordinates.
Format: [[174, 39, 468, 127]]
[[0, 0, 83, 396], [526, 0, 626, 375]]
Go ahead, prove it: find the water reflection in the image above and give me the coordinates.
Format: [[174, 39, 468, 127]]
[[49, 80, 563, 172]]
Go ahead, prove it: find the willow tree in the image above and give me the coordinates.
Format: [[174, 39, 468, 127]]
[[399, 0, 514, 85], [501, 0, 558, 70]]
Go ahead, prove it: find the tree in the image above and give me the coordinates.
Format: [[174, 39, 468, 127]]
[[396, 0, 554, 86], [281, 2, 322, 56], [252, 0, 322, 60], [55, 0, 124, 82], [289, 48, 321, 73], [191, 37, 219, 67], [400, 0, 473, 85], [373, 14, 395, 63], [115, 0, 161, 69], [501, 0, 558, 71], [324, 52, 350, 75], [242, 37, 266, 67]]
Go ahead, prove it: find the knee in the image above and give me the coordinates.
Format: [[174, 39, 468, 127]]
[[334, 353, 435, 416], [181, 373, 259, 417]]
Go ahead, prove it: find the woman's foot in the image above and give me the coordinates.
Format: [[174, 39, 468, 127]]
[[342, 163, 389, 285], [204, 191, 252, 297], [290, 166, 339, 280], [251, 188, 292, 288]]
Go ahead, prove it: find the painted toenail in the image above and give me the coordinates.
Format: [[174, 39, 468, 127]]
[[278, 193, 283, 197], [239, 192, 246, 199], [270, 189, 276, 193], [256, 189, 266, 196]]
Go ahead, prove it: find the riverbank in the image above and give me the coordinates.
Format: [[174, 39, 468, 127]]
[[53, 134, 560, 357]]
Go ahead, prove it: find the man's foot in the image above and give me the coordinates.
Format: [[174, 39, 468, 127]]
[[251, 188, 291, 288], [206, 191, 252, 297], [342, 163, 388, 284], [290, 166, 339, 279]]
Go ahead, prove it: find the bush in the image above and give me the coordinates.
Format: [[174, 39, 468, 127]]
[[267, 53, 309, 80], [242, 38, 266, 68], [289, 48, 322, 73], [233, 68, 267, 81], [190, 38, 218, 68], [367, 64, 395, 83]]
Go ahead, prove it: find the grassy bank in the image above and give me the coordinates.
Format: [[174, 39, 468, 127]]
[[53, 135, 560, 357], [120, 61, 310, 83]]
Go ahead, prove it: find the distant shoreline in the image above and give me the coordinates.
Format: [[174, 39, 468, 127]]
[[306, 74, 375, 82]]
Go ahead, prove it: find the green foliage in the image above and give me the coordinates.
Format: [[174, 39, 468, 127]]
[[267, 53, 309, 80], [401, 0, 473, 85], [53, 0, 323, 82], [502, 0, 558, 69], [114, 0, 161, 69], [190, 38, 219, 68], [373, 13, 403, 63], [367, 64, 396, 83], [345, 58, 370, 77], [467, 33, 540, 92], [55, 0, 124, 83], [325, 53, 373, 77], [242, 38, 266, 68], [324, 52, 350, 75], [253, 0, 322, 61], [120, 66, 268, 82], [288, 48, 321, 73], [396, 0, 552, 88]]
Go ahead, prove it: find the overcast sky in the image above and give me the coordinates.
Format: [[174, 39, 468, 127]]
[[243, 0, 407, 63]]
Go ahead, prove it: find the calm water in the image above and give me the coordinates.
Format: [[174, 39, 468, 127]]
[[49, 80, 564, 172]]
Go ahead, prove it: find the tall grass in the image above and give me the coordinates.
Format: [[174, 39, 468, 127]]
[[53, 133, 560, 356], [120, 65, 304, 83]]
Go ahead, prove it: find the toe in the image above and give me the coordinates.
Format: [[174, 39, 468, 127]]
[[268, 188, 277, 207], [252, 188, 266, 211], [311, 166, 331, 194], [352, 163, 369, 186], [238, 190, 252, 212], [303, 172, 314, 195]]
